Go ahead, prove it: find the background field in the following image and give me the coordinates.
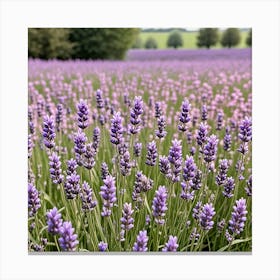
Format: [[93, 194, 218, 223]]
[[139, 30, 249, 49]]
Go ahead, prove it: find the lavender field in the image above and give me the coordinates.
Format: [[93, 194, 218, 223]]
[[28, 49, 252, 252]]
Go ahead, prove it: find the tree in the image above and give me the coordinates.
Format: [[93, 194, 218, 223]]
[[144, 37, 158, 49], [221, 28, 241, 48], [246, 29, 252, 47], [132, 36, 143, 49], [28, 28, 73, 60], [167, 31, 183, 49], [69, 28, 139, 60], [197, 28, 219, 49]]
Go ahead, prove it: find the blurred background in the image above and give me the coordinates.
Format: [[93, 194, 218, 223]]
[[28, 28, 252, 60]]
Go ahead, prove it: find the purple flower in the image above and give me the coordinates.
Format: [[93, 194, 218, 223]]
[[66, 158, 78, 175], [133, 142, 142, 157], [100, 175, 117, 217], [199, 203, 216, 230], [28, 183, 41, 217], [49, 152, 64, 184], [238, 117, 252, 142], [178, 99, 191, 131], [180, 181, 195, 201], [120, 203, 134, 231], [120, 151, 132, 176], [96, 89, 104, 109], [223, 177, 235, 198], [74, 130, 87, 165], [216, 110, 224, 131], [83, 143, 95, 170], [92, 127, 100, 153], [183, 155, 197, 182], [154, 101, 162, 118], [46, 207, 63, 235], [133, 230, 148, 252], [55, 103, 64, 132], [64, 173, 80, 199], [245, 175, 252, 196], [216, 159, 229, 186], [77, 99, 89, 129], [101, 162, 110, 181], [159, 156, 172, 179], [98, 241, 108, 251], [201, 104, 208, 121], [223, 127, 232, 151], [130, 96, 144, 134], [152, 186, 168, 225], [190, 169, 202, 190], [192, 201, 202, 220], [156, 115, 167, 139], [132, 171, 153, 202], [168, 139, 182, 182], [110, 112, 123, 145], [28, 134, 33, 158], [197, 123, 208, 147], [42, 115, 56, 149], [146, 141, 157, 166], [229, 198, 248, 235], [58, 221, 79, 251], [203, 135, 219, 163], [162, 236, 179, 252], [80, 181, 97, 211]]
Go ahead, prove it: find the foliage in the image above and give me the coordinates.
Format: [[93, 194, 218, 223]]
[[144, 37, 158, 49], [246, 29, 252, 47], [196, 28, 219, 49], [167, 31, 183, 49], [28, 28, 73, 60], [132, 36, 143, 49], [221, 28, 241, 48], [69, 28, 140, 60]]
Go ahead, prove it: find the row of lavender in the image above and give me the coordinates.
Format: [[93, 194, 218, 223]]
[[28, 50, 252, 252]]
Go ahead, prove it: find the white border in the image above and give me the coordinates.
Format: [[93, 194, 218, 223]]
[[0, 0, 279, 279]]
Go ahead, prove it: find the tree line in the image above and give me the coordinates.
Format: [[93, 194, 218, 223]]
[[135, 28, 252, 49], [28, 28, 252, 60]]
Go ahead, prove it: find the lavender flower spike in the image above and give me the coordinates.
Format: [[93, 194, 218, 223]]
[[223, 127, 232, 151], [183, 155, 197, 182], [216, 159, 229, 186], [58, 221, 79, 251], [197, 122, 208, 147], [80, 181, 97, 211], [199, 203, 216, 230], [229, 198, 248, 235], [146, 141, 158, 166], [133, 142, 142, 157], [46, 207, 63, 235], [156, 115, 167, 139], [74, 130, 87, 165], [120, 151, 132, 176], [130, 96, 144, 134], [152, 186, 168, 225], [100, 175, 117, 217], [238, 117, 252, 142], [222, 177, 235, 198], [83, 143, 95, 170], [98, 241, 108, 251], [28, 183, 41, 217], [133, 230, 148, 252], [110, 112, 123, 145], [64, 173, 80, 199], [77, 99, 89, 129], [159, 156, 172, 179], [168, 139, 182, 182], [203, 135, 219, 163], [120, 203, 134, 231], [162, 236, 179, 252], [92, 126, 101, 153], [178, 99, 191, 131], [49, 152, 64, 184], [42, 115, 56, 149], [96, 89, 104, 109]]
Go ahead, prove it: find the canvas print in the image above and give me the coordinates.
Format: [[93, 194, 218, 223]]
[[28, 28, 252, 252]]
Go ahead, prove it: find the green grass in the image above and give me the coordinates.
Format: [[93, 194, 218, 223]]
[[139, 31, 249, 49]]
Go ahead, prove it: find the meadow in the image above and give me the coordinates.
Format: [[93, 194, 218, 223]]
[[28, 48, 252, 252], [139, 30, 249, 49]]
